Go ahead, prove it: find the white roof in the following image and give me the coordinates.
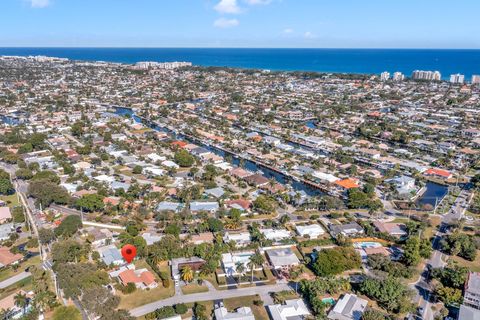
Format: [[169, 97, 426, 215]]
[[162, 160, 179, 168], [214, 306, 255, 320], [328, 294, 368, 320], [224, 232, 251, 242], [260, 228, 291, 241], [94, 174, 115, 182], [296, 224, 325, 237], [147, 153, 166, 162], [267, 299, 311, 320], [312, 171, 339, 183]]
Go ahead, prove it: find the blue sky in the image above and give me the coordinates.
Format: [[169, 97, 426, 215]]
[[1, 0, 479, 48]]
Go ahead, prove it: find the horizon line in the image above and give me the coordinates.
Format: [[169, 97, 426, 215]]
[[1, 46, 480, 50]]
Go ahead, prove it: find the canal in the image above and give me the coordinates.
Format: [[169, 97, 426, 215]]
[[416, 181, 449, 207], [114, 107, 324, 196]]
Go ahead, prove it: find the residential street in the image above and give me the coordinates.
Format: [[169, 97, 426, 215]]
[[0, 272, 31, 289], [130, 282, 291, 317]]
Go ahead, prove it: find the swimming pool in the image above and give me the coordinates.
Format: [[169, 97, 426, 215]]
[[354, 242, 382, 249], [322, 297, 335, 305]]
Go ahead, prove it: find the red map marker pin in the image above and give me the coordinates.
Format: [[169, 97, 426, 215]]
[[121, 244, 137, 263]]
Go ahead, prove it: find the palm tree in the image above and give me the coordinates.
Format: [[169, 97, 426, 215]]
[[148, 250, 162, 266], [14, 292, 28, 316], [235, 261, 245, 277], [180, 266, 194, 284], [248, 251, 265, 283]]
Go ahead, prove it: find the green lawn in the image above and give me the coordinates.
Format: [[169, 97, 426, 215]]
[[181, 283, 208, 295], [450, 251, 480, 272], [224, 295, 269, 320], [0, 255, 41, 282], [117, 283, 174, 310], [0, 276, 32, 300], [0, 193, 20, 208], [117, 260, 175, 310]]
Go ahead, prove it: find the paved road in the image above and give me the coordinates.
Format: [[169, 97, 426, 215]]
[[129, 283, 291, 317], [412, 188, 473, 320], [0, 272, 32, 289]]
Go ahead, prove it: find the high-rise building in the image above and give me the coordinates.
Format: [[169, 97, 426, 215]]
[[412, 70, 441, 81], [450, 73, 465, 84], [380, 71, 390, 81], [393, 72, 405, 81], [472, 75, 480, 84]]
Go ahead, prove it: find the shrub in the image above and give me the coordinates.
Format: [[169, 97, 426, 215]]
[[174, 303, 188, 314]]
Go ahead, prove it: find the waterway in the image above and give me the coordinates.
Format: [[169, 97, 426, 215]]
[[114, 107, 324, 196], [416, 181, 449, 207]]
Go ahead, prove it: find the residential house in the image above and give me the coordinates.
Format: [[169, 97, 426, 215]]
[[170, 257, 206, 281], [260, 228, 291, 242], [244, 174, 270, 187], [214, 306, 255, 320], [329, 222, 364, 238], [424, 168, 453, 179], [265, 247, 300, 270], [205, 187, 226, 199], [266, 299, 311, 320], [0, 290, 33, 319], [0, 223, 15, 241], [156, 202, 183, 213], [0, 247, 23, 268], [182, 232, 214, 245], [296, 224, 325, 239], [225, 199, 252, 213], [97, 244, 124, 266], [223, 232, 252, 247], [0, 207, 12, 224], [327, 294, 368, 320], [221, 251, 262, 277], [84, 227, 114, 248], [117, 268, 158, 290], [190, 201, 219, 213], [141, 232, 163, 246], [373, 221, 407, 238], [386, 176, 416, 197]]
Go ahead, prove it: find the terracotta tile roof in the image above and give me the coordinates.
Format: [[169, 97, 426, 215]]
[[424, 168, 451, 178], [225, 199, 251, 210], [171, 141, 188, 148], [0, 247, 23, 266], [334, 178, 359, 189], [118, 269, 156, 286]]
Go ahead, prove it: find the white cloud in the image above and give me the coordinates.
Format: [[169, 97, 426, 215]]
[[214, 0, 242, 14], [29, 0, 50, 8], [283, 28, 294, 34], [214, 18, 240, 28], [244, 0, 272, 4], [304, 31, 317, 39]]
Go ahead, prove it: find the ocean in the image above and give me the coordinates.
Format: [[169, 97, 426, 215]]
[[1, 47, 480, 80]]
